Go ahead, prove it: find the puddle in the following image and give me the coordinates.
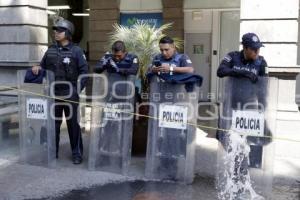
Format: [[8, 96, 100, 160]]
[[38, 177, 217, 200]]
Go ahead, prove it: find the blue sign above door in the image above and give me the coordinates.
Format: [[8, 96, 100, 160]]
[[120, 13, 162, 28]]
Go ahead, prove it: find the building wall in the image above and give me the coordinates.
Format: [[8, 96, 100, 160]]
[[184, 10, 213, 34], [184, 0, 240, 9], [161, 0, 184, 40], [240, 0, 300, 163], [88, 0, 184, 66], [0, 0, 48, 85], [295, 8, 300, 105], [120, 0, 162, 11], [88, 0, 120, 64]]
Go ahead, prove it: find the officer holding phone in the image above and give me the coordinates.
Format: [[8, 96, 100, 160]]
[[150, 36, 194, 75]]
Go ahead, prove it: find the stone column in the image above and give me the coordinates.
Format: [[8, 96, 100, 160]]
[[240, 0, 300, 161], [161, 0, 184, 41], [0, 0, 48, 85], [88, 0, 120, 66]]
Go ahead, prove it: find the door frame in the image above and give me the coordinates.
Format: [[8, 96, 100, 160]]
[[184, 32, 212, 102], [184, 8, 240, 103]]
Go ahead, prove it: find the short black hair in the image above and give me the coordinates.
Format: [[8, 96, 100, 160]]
[[159, 36, 174, 44], [112, 40, 126, 52]]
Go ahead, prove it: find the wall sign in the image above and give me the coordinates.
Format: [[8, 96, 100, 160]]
[[120, 13, 162, 28]]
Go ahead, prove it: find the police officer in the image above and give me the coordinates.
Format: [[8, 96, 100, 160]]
[[217, 32, 267, 82], [216, 33, 267, 198], [148, 36, 200, 180], [217, 32, 267, 141], [149, 36, 194, 75], [32, 19, 88, 164], [94, 41, 139, 75]]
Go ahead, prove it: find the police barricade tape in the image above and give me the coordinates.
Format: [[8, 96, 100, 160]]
[[1, 85, 299, 144]]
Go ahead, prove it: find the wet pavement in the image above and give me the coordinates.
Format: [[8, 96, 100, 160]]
[[33, 176, 300, 200], [37, 177, 218, 200], [0, 124, 299, 200]]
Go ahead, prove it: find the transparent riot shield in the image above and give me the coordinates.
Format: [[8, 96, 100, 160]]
[[217, 77, 277, 200], [17, 70, 56, 167], [145, 76, 200, 184], [88, 73, 135, 174], [0, 86, 19, 160]]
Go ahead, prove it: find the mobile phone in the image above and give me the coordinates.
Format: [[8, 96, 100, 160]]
[[153, 60, 162, 67]]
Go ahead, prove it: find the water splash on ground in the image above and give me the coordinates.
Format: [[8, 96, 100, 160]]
[[217, 131, 264, 200]]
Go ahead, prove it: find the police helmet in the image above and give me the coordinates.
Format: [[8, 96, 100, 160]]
[[52, 19, 74, 35]]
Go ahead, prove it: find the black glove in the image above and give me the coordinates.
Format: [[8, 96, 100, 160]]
[[101, 52, 111, 66], [94, 53, 117, 74], [245, 71, 258, 83], [108, 58, 119, 73], [232, 66, 258, 83]]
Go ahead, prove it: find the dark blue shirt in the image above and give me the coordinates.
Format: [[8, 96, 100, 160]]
[[94, 53, 139, 75], [148, 53, 202, 92], [217, 50, 267, 78], [40, 42, 88, 91], [152, 52, 193, 68]]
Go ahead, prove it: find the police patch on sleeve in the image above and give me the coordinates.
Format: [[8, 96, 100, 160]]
[[223, 55, 232, 62], [83, 54, 86, 60], [186, 59, 192, 64], [133, 58, 138, 64]]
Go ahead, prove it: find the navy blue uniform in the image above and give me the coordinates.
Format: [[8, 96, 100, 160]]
[[94, 53, 139, 75], [41, 42, 88, 93], [217, 50, 267, 82], [216, 33, 268, 198], [217, 51, 268, 173], [217, 50, 268, 142], [40, 42, 88, 159], [148, 53, 202, 92], [149, 53, 198, 179], [152, 52, 193, 68]]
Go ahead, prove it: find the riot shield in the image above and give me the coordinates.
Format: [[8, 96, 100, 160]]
[[217, 77, 277, 200], [145, 76, 200, 184], [88, 73, 135, 174], [0, 87, 19, 159], [17, 70, 56, 167]]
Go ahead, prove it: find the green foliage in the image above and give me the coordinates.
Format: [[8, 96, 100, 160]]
[[108, 22, 183, 84]]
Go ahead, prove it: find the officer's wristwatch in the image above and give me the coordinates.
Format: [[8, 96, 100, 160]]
[[170, 66, 174, 75]]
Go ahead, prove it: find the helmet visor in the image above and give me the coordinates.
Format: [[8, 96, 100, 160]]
[[53, 26, 67, 33]]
